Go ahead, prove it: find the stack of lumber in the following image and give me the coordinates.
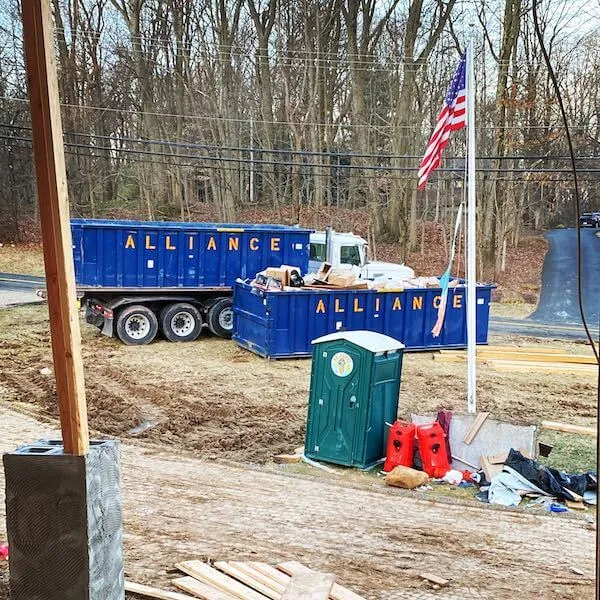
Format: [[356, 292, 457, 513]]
[[433, 345, 598, 376], [125, 560, 366, 600]]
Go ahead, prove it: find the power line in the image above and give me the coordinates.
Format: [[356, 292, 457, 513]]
[[1, 122, 599, 162], [0, 95, 593, 131], [47, 26, 591, 68], [3, 134, 600, 176]]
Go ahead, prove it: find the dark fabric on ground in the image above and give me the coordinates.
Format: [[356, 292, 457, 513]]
[[436, 410, 452, 462], [504, 449, 597, 501]]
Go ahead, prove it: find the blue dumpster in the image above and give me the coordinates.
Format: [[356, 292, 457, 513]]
[[233, 280, 495, 358]]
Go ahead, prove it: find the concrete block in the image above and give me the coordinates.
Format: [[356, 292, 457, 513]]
[[412, 414, 537, 471], [3, 439, 124, 600]]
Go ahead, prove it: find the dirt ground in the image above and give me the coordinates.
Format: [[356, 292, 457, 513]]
[[0, 304, 597, 599], [0, 304, 596, 465], [0, 408, 596, 600]]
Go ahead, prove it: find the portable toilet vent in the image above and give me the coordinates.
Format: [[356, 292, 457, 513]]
[[305, 330, 405, 469]]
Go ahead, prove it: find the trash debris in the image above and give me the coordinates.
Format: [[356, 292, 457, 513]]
[[248, 261, 467, 293], [126, 420, 159, 436], [441, 469, 464, 485], [570, 567, 585, 576], [0, 543, 8, 560], [385, 465, 429, 489], [412, 414, 536, 473], [39, 367, 52, 376], [300, 454, 339, 475], [583, 490, 597, 505], [419, 572, 449, 587], [538, 441, 553, 457], [486, 449, 597, 507], [274, 451, 303, 464]]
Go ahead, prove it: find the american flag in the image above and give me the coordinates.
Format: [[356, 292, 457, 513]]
[[418, 53, 467, 189]]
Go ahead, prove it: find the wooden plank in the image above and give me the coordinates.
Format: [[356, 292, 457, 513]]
[[22, 0, 89, 454], [419, 573, 449, 587], [172, 576, 239, 600], [214, 562, 281, 599], [441, 346, 565, 355], [566, 500, 587, 511], [480, 455, 502, 482], [492, 364, 596, 373], [248, 563, 291, 588], [229, 563, 287, 595], [176, 561, 268, 600], [125, 581, 196, 600], [483, 345, 564, 354], [541, 421, 597, 437], [476, 352, 596, 364], [463, 412, 489, 445], [490, 361, 597, 375], [281, 573, 335, 600], [277, 562, 366, 600], [273, 453, 302, 464]]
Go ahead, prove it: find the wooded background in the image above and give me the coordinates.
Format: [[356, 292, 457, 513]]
[[0, 0, 598, 274]]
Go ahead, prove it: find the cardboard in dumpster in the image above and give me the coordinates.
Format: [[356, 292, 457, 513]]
[[411, 414, 537, 472]]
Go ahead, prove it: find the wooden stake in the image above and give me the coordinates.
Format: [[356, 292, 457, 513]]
[[21, 0, 89, 455], [541, 421, 597, 437]]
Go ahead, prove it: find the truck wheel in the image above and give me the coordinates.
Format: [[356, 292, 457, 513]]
[[207, 298, 234, 338], [116, 305, 158, 345], [160, 303, 203, 342]]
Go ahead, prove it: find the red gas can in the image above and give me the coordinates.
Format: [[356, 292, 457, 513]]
[[383, 421, 416, 472], [416, 422, 451, 478]]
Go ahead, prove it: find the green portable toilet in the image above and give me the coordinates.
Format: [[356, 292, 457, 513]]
[[305, 330, 405, 469]]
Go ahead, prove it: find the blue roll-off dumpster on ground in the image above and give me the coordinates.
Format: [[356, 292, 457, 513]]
[[71, 218, 311, 344], [305, 331, 405, 469], [233, 280, 495, 357]]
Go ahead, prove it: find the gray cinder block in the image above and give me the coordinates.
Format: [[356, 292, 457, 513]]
[[3, 439, 124, 600]]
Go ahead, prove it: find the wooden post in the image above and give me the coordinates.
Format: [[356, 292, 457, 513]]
[[21, 0, 89, 455]]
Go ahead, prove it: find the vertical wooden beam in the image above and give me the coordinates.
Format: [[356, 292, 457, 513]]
[[21, 0, 89, 455]]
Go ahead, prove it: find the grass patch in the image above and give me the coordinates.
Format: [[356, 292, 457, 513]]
[[489, 301, 534, 319], [0, 244, 45, 275], [537, 430, 596, 473]]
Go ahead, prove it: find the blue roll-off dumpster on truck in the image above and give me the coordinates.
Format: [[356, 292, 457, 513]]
[[72, 218, 311, 345]]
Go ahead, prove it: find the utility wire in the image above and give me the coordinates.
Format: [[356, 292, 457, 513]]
[[3, 133, 600, 174], [0, 95, 593, 131], [532, 8, 600, 600], [1, 122, 599, 162]]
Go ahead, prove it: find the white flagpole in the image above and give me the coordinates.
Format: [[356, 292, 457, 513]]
[[466, 32, 477, 414]]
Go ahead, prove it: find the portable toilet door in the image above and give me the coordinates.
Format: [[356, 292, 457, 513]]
[[305, 330, 404, 469]]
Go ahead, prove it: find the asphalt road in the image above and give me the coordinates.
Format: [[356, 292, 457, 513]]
[[0, 272, 45, 307], [489, 315, 599, 342], [530, 228, 599, 327]]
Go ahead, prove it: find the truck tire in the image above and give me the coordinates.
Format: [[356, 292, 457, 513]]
[[116, 305, 158, 345], [160, 302, 203, 342], [207, 298, 234, 338]]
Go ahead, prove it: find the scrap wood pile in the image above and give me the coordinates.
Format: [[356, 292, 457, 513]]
[[126, 559, 366, 600], [249, 262, 451, 292], [434, 345, 599, 376], [383, 412, 597, 512]]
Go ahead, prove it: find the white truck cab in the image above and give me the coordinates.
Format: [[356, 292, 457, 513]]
[[309, 230, 414, 281]]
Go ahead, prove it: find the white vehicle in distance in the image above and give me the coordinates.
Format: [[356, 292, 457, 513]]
[[309, 229, 415, 281]]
